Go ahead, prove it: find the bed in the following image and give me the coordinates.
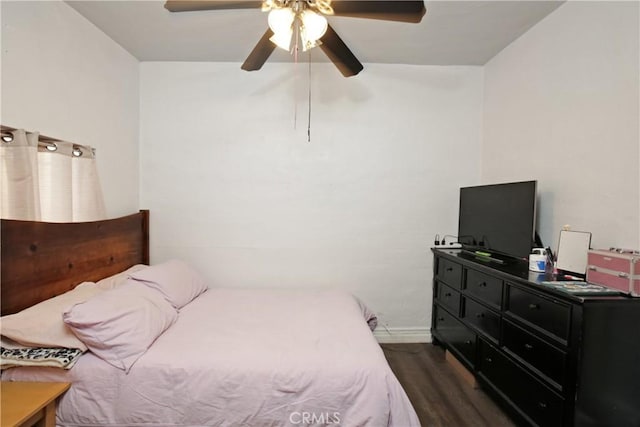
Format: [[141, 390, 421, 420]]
[[1, 211, 419, 427]]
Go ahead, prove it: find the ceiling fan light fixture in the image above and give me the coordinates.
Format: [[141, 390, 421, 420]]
[[269, 27, 293, 50], [300, 9, 327, 51], [268, 7, 295, 50], [268, 7, 294, 34], [267, 5, 327, 52]]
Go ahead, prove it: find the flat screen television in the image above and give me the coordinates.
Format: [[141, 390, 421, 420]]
[[458, 180, 537, 261]]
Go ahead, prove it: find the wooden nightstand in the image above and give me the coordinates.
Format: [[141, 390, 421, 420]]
[[1, 382, 70, 427]]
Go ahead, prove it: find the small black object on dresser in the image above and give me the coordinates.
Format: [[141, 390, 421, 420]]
[[431, 248, 640, 427]]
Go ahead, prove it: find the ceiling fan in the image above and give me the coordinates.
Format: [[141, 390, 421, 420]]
[[164, 0, 427, 77]]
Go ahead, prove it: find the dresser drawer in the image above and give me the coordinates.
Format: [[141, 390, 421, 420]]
[[462, 297, 500, 343], [503, 320, 567, 390], [507, 286, 571, 343], [437, 258, 463, 289], [465, 269, 503, 309], [478, 340, 565, 427], [437, 283, 461, 315], [434, 305, 477, 367]]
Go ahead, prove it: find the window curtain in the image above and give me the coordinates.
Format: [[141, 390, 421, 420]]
[[1, 128, 106, 222]]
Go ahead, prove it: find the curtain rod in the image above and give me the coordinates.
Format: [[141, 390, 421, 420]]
[[1, 124, 96, 156]]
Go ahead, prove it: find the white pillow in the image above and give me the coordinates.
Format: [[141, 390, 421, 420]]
[[96, 264, 148, 290], [63, 280, 178, 373], [128, 259, 208, 309], [0, 282, 101, 351]]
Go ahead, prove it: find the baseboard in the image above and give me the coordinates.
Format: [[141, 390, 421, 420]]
[[373, 327, 431, 343]]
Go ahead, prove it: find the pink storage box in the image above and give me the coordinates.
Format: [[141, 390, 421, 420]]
[[587, 249, 640, 297]]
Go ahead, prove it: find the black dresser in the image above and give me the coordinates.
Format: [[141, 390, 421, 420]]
[[431, 248, 640, 427]]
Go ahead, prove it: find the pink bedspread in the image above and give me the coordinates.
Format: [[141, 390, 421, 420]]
[[2, 289, 419, 427]]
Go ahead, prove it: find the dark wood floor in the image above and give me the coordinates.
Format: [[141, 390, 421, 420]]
[[382, 343, 515, 427]]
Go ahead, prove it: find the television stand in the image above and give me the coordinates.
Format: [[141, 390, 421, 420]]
[[431, 248, 640, 426]]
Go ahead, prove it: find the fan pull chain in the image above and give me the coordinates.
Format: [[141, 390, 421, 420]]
[[293, 25, 300, 130], [293, 59, 298, 130], [307, 50, 312, 142]]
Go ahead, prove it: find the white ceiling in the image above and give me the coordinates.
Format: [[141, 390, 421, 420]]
[[66, 0, 564, 65]]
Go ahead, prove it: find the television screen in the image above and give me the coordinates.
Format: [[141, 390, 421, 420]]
[[458, 180, 537, 260]]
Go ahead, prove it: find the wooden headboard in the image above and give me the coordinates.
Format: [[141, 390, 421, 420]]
[[1, 210, 149, 315]]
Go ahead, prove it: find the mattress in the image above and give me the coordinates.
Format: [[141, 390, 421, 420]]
[[2, 288, 419, 427]]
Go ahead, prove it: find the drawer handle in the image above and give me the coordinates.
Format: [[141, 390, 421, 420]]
[[485, 357, 492, 363], [446, 267, 454, 272], [465, 340, 473, 345], [475, 313, 485, 318], [438, 317, 445, 321], [588, 266, 597, 271], [538, 402, 548, 409], [444, 292, 452, 297], [528, 303, 540, 310], [478, 282, 487, 288], [618, 272, 629, 278], [524, 343, 534, 350]]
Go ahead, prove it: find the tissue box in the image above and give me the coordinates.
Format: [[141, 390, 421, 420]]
[[587, 249, 640, 297]]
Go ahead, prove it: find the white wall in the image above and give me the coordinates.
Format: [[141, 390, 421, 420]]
[[12, 0, 635, 341], [0, 1, 139, 218], [140, 62, 483, 339], [483, 1, 639, 251]]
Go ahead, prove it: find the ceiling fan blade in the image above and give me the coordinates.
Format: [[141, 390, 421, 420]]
[[319, 24, 363, 78], [164, 0, 262, 12], [330, 1, 426, 23], [241, 29, 276, 71]]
